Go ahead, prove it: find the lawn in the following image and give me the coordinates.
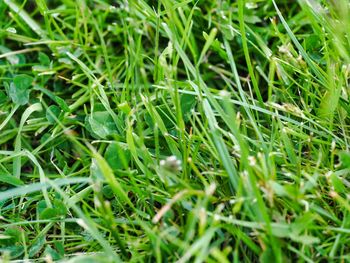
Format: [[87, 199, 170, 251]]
[[1, 0, 350, 262]]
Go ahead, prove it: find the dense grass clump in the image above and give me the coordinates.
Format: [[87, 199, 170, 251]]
[[1, 0, 350, 262]]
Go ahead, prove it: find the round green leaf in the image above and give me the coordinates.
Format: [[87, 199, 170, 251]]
[[9, 74, 33, 105], [46, 105, 61, 123]]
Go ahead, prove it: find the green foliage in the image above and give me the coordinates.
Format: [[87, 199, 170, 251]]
[[85, 111, 119, 139], [8, 74, 33, 105], [0, 0, 350, 262]]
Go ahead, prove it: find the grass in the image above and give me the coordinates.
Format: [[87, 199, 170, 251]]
[[0, 0, 350, 262]]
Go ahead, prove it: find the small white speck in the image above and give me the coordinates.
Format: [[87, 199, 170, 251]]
[[6, 27, 16, 34], [248, 156, 257, 166], [331, 140, 336, 152], [213, 214, 220, 221], [246, 2, 258, 9], [160, 155, 182, 172], [219, 90, 230, 98], [168, 155, 177, 162], [94, 196, 101, 208], [325, 171, 332, 179], [206, 183, 216, 196], [76, 219, 88, 229]]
